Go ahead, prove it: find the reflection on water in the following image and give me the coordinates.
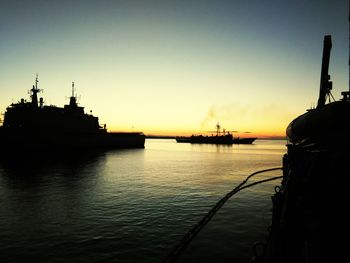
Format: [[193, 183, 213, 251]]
[[0, 140, 285, 262]]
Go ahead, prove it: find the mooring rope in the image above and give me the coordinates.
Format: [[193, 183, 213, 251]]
[[163, 167, 283, 263]]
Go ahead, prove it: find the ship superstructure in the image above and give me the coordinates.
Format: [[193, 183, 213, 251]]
[[3, 77, 102, 134], [0, 76, 145, 151]]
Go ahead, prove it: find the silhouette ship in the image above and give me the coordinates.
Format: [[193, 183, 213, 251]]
[[176, 123, 256, 144], [258, 35, 350, 263], [0, 77, 145, 151]]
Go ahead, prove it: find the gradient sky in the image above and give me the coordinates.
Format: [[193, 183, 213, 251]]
[[0, 0, 348, 137]]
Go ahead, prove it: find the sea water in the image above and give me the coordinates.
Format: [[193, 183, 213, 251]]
[[0, 139, 286, 262]]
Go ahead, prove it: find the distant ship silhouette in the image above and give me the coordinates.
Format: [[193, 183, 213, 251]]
[[0, 76, 145, 151], [176, 123, 256, 144]]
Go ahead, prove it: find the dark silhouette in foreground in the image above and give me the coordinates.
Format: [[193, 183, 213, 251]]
[[0, 77, 145, 152], [254, 35, 349, 263]]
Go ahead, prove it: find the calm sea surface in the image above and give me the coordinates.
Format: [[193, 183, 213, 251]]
[[0, 139, 286, 263]]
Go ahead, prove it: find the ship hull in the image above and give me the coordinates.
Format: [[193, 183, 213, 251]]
[[176, 136, 256, 145], [232, 137, 256, 144], [0, 129, 145, 152]]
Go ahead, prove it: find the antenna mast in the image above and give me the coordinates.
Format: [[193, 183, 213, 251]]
[[69, 81, 78, 107], [30, 73, 41, 107], [216, 122, 221, 136], [35, 73, 39, 89], [72, 81, 75, 97]]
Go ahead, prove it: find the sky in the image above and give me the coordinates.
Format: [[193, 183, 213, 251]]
[[0, 0, 348, 137]]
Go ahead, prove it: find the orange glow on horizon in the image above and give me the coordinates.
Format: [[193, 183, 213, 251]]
[[108, 126, 287, 139]]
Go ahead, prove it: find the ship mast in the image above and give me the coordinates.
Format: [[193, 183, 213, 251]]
[[216, 122, 221, 136], [30, 74, 41, 108], [317, 35, 333, 108], [69, 81, 78, 107], [72, 81, 75, 97]]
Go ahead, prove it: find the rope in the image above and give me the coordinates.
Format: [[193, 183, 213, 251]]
[[163, 167, 283, 263]]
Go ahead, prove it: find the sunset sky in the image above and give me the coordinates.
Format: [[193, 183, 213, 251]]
[[0, 0, 348, 137]]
